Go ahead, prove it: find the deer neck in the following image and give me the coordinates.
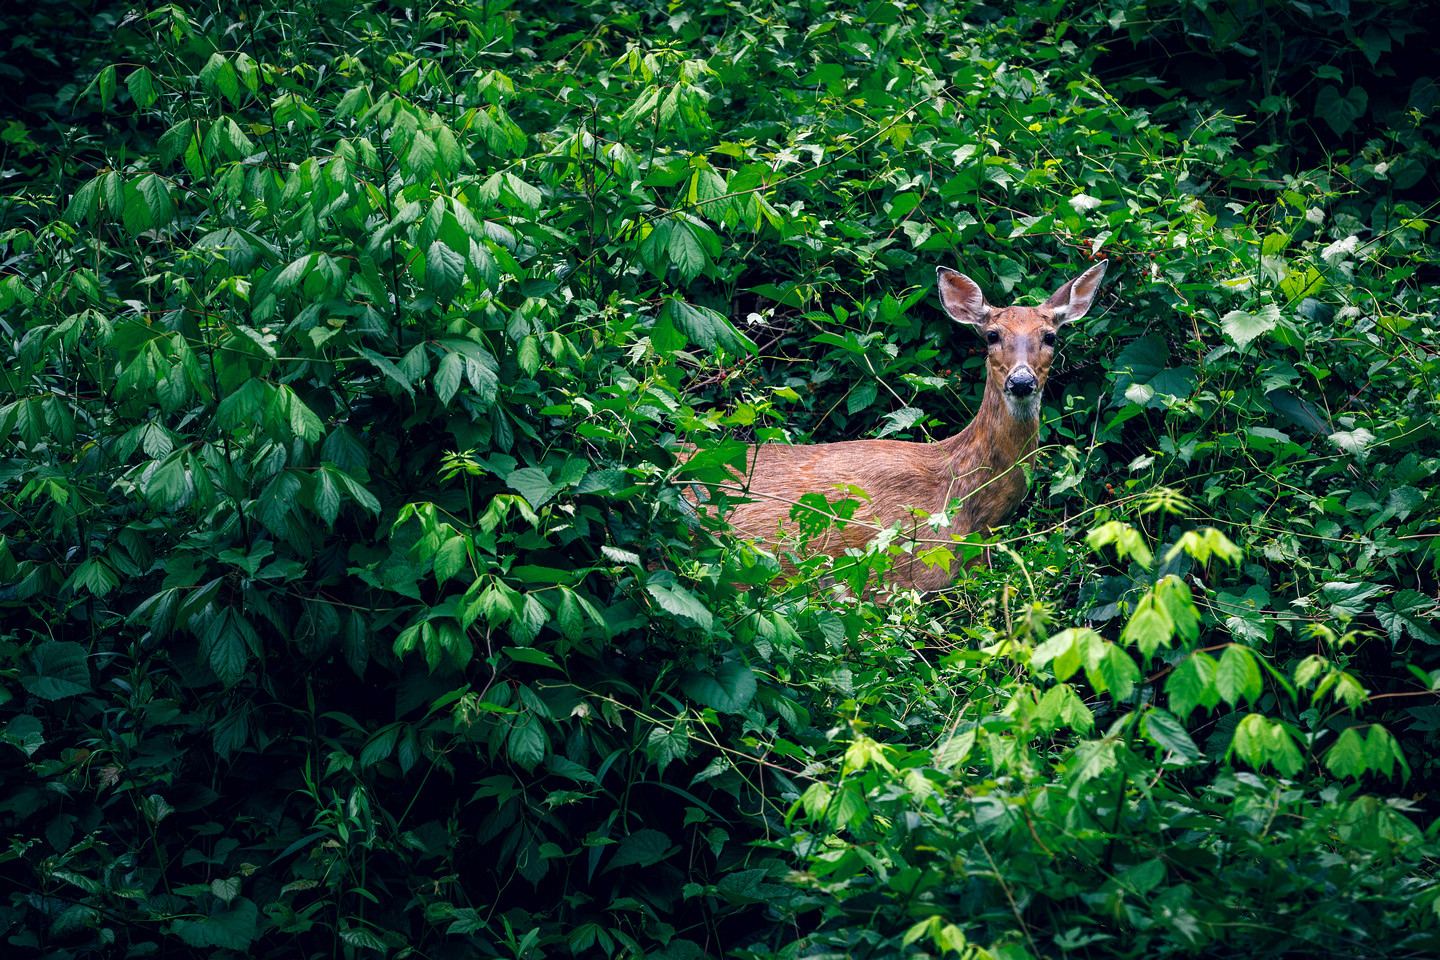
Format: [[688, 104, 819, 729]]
[[940, 380, 1040, 488]]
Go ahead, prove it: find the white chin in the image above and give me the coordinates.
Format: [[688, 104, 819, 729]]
[[1005, 395, 1041, 420]]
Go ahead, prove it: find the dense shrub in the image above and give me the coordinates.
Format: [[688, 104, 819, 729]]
[[1, 1, 1437, 957]]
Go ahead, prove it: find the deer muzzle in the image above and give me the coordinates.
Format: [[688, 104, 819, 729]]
[[1005, 367, 1038, 398]]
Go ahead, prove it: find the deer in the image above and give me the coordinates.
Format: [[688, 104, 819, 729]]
[[695, 259, 1108, 593]]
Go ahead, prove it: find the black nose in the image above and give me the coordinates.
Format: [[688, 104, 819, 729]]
[[1007, 373, 1036, 397]]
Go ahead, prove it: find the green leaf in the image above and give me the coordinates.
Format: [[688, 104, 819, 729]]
[[646, 723, 691, 772], [136, 175, 172, 231], [211, 877, 241, 903], [96, 64, 116, 107], [2, 713, 45, 757], [340, 927, 388, 951], [1377, 589, 1440, 645], [23, 642, 91, 700], [668, 220, 710, 282], [658, 298, 757, 355], [1167, 652, 1220, 718], [646, 581, 714, 632], [433, 536, 468, 583], [357, 347, 416, 397], [68, 557, 120, 598], [1321, 580, 1384, 619], [1216, 644, 1262, 706], [1315, 85, 1368, 136], [1328, 427, 1374, 459], [408, 130, 438, 176], [507, 713, 546, 770], [1142, 707, 1203, 763], [434, 351, 463, 404], [127, 66, 158, 107], [507, 466, 558, 509], [1091, 644, 1139, 701], [1325, 726, 1367, 778], [1220, 304, 1279, 349], [174, 898, 259, 950], [425, 240, 466, 302], [503, 646, 561, 670], [1155, 576, 1200, 642], [313, 468, 341, 526], [875, 406, 925, 439], [605, 828, 675, 871], [680, 661, 757, 713], [360, 725, 399, 767], [1229, 714, 1303, 776], [203, 609, 254, 687], [1122, 593, 1174, 658]]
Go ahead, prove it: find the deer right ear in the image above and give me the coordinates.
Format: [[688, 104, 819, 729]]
[[1044, 259, 1108, 326], [937, 266, 991, 327]]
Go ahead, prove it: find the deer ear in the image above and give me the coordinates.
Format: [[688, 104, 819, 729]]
[[937, 266, 991, 327], [1044, 259, 1108, 326]]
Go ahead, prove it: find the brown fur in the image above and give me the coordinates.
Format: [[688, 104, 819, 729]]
[[706, 261, 1108, 593]]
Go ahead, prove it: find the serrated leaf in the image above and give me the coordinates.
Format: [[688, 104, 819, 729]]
[[658, 298, 756, 355], [1142, 707, 1203, 762], [127, 67, 157, 108], [23, 642, 91, 700], [175, 898, 259, 949], [2, 714, 45, 756], [605, 828, 674, 871], [680, 661, 756, 713], [875, 406, 925, 439], [434, 351, 464, 404], [668, 220, 709, 282], [1092, 644, 1139, 701], [518, 336, 540, 376], [1216, 644, 1263, 706], [1122, 593, 1174, 659], [1321, 580, 1383, 618], [1220, 304, 1279, 349], [433, 536, 468, 584], [425, 240, 466, 302], [1166, 652, 1219, 719], [211, 877, 241, 903], [1328, 427, 1374, 459], [339, 927, 388, 951], [407, 130, 438, 176], [313, 468, 341, 526], [847, 380, 878, 415], [1377, 589, 1440, 645], [507, 713, 546, 770], [507, 466, 558, 509], [646, 581, 713, 632], [503, 646, 561, 669], [360, 725, 398, 767], [357, 347, 415, 397], [1324, 726, 1367, 778], [204, 609, 252, 687]]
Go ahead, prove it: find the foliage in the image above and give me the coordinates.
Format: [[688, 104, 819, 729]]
[[1, 0, 1438, 958]]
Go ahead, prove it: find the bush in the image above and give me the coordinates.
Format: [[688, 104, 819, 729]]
[[1, 1, 1436, 957]]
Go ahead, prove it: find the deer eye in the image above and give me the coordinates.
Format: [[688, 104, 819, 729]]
[[986, 330, 1000, 345], [1043, 331, 1056, 346]]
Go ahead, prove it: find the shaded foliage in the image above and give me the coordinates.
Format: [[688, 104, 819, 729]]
[[1, 1, 1438, 958]]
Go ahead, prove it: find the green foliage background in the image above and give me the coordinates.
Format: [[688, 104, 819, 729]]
[[2, 0, 1439, 957]]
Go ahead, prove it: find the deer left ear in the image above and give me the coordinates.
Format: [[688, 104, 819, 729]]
[[1044, 259, 1108, 326], [937, 266, 992, 327]]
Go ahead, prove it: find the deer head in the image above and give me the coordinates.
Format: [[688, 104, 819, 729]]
[[937, 259, 1109, 421]]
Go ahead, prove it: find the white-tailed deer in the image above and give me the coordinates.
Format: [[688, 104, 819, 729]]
[[707, 260, 1108, 593]]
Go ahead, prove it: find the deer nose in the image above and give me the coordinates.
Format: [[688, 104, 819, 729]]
[[1006, 369, 1037, 397]]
